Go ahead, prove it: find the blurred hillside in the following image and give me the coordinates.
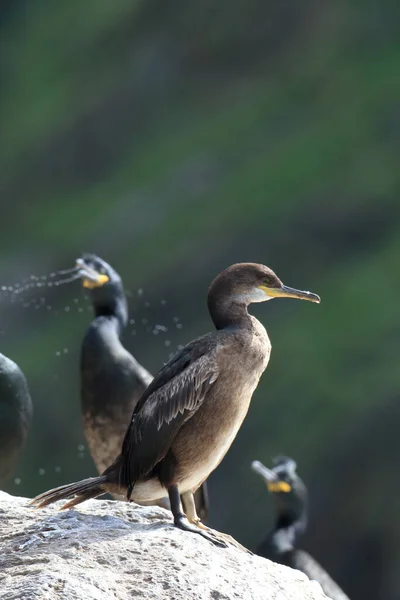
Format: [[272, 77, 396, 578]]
[[0, 2, 399, 599]]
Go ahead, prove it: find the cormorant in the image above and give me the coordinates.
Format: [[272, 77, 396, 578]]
[[31, 263, 319, 547], [0, 353, 33, 483], [76, 253, 208, 519], [251, 457, 350, 599], [77, 254, 153, 474]]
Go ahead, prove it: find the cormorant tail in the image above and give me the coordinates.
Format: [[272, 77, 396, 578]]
[[29, 475, 108, 509]]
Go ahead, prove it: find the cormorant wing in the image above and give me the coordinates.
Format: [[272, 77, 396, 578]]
[[120, 346, 219, 489]]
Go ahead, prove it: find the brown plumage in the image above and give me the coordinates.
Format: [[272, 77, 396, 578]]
[[31, 263, 320, 547]]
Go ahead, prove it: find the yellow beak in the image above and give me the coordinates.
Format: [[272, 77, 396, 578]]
[[267, 481, 292, 493], [82, 274, 109, 289], [259, 284, 320, 303]]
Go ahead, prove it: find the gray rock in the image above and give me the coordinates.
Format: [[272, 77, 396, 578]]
[[0, 491, 330, 600]]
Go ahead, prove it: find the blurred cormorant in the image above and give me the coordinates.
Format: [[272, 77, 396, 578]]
[[77, 254, 152, 474], [76, 253, 208, 519], [251, 457, 350, 599], [0, 353, 32, 483], [32, 263, 319, 547]]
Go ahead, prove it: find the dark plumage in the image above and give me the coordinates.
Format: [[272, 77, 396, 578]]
[[0, 353, 32, 483], [251, 457, 350, 600], [77, 253, 153, 474], [77, 253, 208, 519], [32, 262, 319, 547]]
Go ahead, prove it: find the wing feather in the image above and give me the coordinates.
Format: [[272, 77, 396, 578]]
[[120, 350, 219, 491]]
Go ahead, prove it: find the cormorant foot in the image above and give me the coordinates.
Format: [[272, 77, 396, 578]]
[[188, 518, 252, 554], [174, 515, 228, 548]]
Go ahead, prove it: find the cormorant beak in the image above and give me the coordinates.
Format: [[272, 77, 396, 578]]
[[259, 285, 320, 303], [75, 258, 109, 289], [251, 460, 278, 482], [251, 461, 292, 493]]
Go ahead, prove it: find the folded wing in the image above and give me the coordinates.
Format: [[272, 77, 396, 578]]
[[120, 349, 219, 493]]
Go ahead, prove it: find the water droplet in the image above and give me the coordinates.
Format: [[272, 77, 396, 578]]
[[141, 318, 148, 325], [173, 317, 180, 323], [177, 345, 183, 350], [56, 351, 61, 357], [39, 468, 45, 476], [73, 298, 79, 303], [160, 299, 167, 305], [78, 452, 85, 460], [14, 477, 21, 485], [63, 348, 68, 354], [131, 330, 136, 336], [137, 288, 143, 296], [78, 307, 83, 312], [129, 319, 135, 325], [55, 466, 61, 473], [46, 305, 52, 310], [165, 340, 171, 347], [153, 330, 159, 335], [64, 306, 70, 312], [176, 323, 183, 329], [144, 301, 150, 307]]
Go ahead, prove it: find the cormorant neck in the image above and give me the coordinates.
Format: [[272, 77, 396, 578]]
[[277, 512, 307, 532], [92, 294, 128, 336], [207, 297, 252, 330], [273, 508, 308, 549]]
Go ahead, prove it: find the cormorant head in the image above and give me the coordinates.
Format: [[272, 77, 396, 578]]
[[208, 263, 320, 329], [252, 456, 307, 529], [76, 254, 128, 324], [209, 263, 320, 307]]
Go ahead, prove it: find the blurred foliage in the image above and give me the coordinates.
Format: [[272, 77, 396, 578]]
[[0, 1, 399, 599]]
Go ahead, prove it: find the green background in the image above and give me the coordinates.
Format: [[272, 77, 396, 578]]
[[1, 2, 399, 598]]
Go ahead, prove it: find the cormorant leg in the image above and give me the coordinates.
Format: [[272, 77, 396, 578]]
[[180, 491, 252, 555], [181, 490, 201, 524], [168, 485, 227, 548]]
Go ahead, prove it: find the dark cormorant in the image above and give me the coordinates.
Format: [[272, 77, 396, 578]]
[[251, 457, 350, 600], [76, 253, 208, 519], [0, 353, 33, 483], [31, 263, 319, 547], [77, 254, 153, 474]]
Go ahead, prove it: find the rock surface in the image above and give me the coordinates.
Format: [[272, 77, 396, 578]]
[[0, 491, 329, 600]]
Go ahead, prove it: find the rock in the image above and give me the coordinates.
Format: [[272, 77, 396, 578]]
[[0, 491, 330, 600]]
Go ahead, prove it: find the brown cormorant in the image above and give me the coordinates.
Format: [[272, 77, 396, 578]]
[[76, 253, 209, 519], [31, 263, 319, 547], [0, 353, 33, 483], [251, 457, 350, 599]]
